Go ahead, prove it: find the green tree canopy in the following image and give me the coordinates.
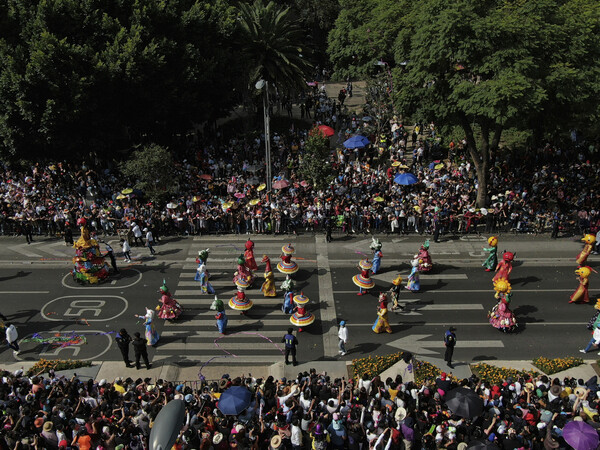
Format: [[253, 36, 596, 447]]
[[298, 128, 333, 190]]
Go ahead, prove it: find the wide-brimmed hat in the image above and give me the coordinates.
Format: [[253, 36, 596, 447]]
[[550, 385, 563, 397], [43, 421, 54, 432], [270, 435, 282, 449], [524, 382, 535, 393], [218, 378, 229, 390], [395, 407, 407, 421], [213, 432, 224, 444], [359, 259, 373, 270]]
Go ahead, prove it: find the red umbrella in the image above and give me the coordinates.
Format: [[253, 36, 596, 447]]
[[272, 179, 290, 190], [300, 181, 309, 188], [317, 125, 335, 137], [234, 192, 245, 199], [198, 174, 212, 181]]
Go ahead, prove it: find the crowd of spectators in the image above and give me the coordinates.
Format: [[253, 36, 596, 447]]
[[0, 85, 599, 244], [3, 367, 600, 449]]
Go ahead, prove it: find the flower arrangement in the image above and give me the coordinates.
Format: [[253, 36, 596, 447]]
[[351, 352, 407, 379], [471, 363, 539, 384], [532, 357, 584, 375], [26, 359, 92, 376], [413, 359, 444, 385]]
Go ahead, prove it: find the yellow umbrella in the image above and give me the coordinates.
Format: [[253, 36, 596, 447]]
[[434, 163, 444, 170], [257, 183, 266, 192], [399, 164, 410, 169], [391, 161, 401, 167], [192, 196, 201, 202], [222, 202, 233, 210], [116, 194, 126, 200], [121, 188, 133, 195], [374, 196, 384, 202], [249, 199, 260, 206]]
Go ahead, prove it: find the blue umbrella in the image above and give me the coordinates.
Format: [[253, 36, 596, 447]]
[[217, 386, 252, 415], [343, 135, 370, 149], [394, 173, 419, 185], [362, 116, 372, 122]]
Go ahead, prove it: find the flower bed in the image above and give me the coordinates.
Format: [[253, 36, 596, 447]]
[[413, 359, 443, 385], [26, 359, 92, 376], [471, 363, 539, 385], [351, 352, 406, 379], [532, 357, 583, 375]]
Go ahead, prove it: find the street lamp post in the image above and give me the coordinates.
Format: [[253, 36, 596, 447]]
[[256, 79, 272, 192]]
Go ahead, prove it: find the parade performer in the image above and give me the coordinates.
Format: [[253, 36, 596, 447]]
[[229, 281, 253, 314], [233, 254, 255, 286], [416, 240, 432, 273], [156, 280, 183, 320], [353, 259, 375, 296], [489, 278, 517, 332], [370, 237, 383, 274], [71, 217, 109, 284], [405, 258, 421, 292], [135, 308, 159, 346], [577, 234, 596, 265], [261, 255, 277, 297], [281, 274, 295, 295], [277, 244, 299, 275], [569, 266, 595, 304], [195, 259, 214, 295], [372, 293, 392, 334], [493, 251, 515, 282], [290, 293, 315, 332], [244, 239, 258, 272], [482, 236, 498, 272], [210, 296, 228, 335], [282, 290, 294, 314], [389, 274, 404, 311]]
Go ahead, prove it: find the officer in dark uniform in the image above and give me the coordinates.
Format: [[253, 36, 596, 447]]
[[115, 329, 132, 367], [444, 327, 457, 369], [282, 328, 298, 366], [132, 332, 152, 370]]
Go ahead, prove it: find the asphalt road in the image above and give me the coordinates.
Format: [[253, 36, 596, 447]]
[[0, 232, 596, 366]]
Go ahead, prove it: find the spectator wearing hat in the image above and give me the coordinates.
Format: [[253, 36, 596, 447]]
[[328, 413, 347, 449], [338, 321, 348, 356], [41, 421, 58, 449]]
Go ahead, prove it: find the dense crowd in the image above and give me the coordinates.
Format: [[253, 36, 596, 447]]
[[3, 367, 600, 449], [0, 86, 599, 243]]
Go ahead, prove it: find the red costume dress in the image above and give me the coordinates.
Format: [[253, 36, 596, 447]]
[[493, 251, 515, 282], [157, 292, 183, 320], [353, 259, 375, 295], [277, 244, 299, 274], [244, 239, 258, 272]]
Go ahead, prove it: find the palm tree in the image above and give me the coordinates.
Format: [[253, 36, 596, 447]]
[[237, 0, 313, 92]]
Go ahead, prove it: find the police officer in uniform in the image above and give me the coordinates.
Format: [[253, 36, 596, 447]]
[[282, 328, 298, 366]]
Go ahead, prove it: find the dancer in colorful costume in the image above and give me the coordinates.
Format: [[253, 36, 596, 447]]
[[281, 275, 295, 313], [244, 239, 258, 271], [353, 259, 375, 296], [210, 296, 228, 335], [135, 308, 160, 346], [195, 251, 214, 294], [156, 280, 183, 320], [493, 251, 515, 282], [489, 278, 517, 332], [577, 234, 596, 265], [290, 293, 315, 332], [261, 255, 276, 297], [405, 258, 420, 292], [416, 240, 432, 273], [229, 280, 253, 314], [389, 275, 404, 311], [370, 237, 383, 274], [372, 293, 392, 334], [482, 236, 498, 272], [71, 217, 109, 284], [233, 254, 255, 286], [277, 244, 299, 274], [570, 266, 594, 304], [581, 299, 600, 353]]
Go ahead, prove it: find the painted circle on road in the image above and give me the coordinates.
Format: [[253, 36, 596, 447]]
[[61, 268, 142, 289], [15, 330, 113, 362], [41, 295, 128, 322]]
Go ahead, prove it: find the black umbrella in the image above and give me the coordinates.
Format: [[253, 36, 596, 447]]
[[445, 387, 484, 418], [467, 440, 499, 450]]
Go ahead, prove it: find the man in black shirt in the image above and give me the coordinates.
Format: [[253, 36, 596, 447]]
[[132, 332, 152, 370], [115, 329, 132, 367], [282, 328, 298, 366]]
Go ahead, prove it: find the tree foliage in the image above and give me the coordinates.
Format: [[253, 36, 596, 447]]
[[299, 128, 333, 190], [119, 143, 178, 204]]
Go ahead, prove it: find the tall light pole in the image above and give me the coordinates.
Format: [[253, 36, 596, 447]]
[[256, 79, 272, 192]]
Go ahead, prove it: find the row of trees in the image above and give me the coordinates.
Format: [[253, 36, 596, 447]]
[[328, 0, 600, 205], [0, 0, 328, 160]]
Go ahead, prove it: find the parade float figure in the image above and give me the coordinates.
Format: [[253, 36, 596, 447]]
[[416, 240, 432, 273], [389, 274, 404, 311], [195, 259, 214, 295], [570, 266, 595, 304], [353, 259, 375, 296], [372, 293, 392, 334], [261, 255, 277, 297], [229, 280, 253, 314], [210, 296, 228, 335], [244, 239, 258, 272], [290, 293, 315, 332], [493, 251, 515, 282], [370, 237, 383, 274], [136, 308, 160, 346], [577, 234, 596, 265], [277, 244, 299, 275], [405, 258, 421, 292], [156, 280, 183, 320], [482, 236, 499, 272], [489, 278, 517, 332], [233, 254, 255, 286], [71, 217, 109, 284]]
